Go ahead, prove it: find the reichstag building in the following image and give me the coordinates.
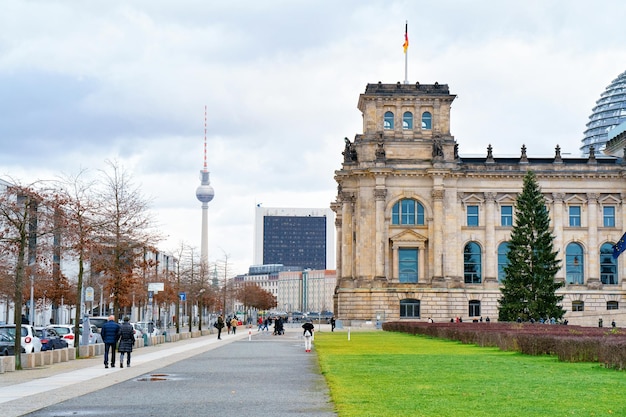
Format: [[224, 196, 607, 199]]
[[332, 76, 626, 326]]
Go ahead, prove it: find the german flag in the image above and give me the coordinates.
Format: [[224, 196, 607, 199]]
[[403, 22, 409, 53]]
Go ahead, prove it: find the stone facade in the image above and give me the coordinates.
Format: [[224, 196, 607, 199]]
[[332, 81, 626, 326]]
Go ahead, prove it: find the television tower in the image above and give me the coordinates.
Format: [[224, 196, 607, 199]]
[[195, 106, 215, 264]]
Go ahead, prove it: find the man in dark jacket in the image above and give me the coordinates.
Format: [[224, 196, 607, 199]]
[[101, 315, 121, 368], [118, 316, 134, 368]]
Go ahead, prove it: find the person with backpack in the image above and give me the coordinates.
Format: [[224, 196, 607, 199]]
[[302, 320, 314, 352], [215, 315, 225, 339]]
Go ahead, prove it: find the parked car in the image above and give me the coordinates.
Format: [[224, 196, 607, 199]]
[[46, 324, 77, 348], [0, 332, 25, 356], [290, 311, 305, 322], [130, 323, 145, 340], [35, 327, 69, 351], [136, 321, 161, 336], [78, 324, 103, 345], [47, 324, 102, 347], [0, 324, 42, 353], [82, 316, 109, 333]]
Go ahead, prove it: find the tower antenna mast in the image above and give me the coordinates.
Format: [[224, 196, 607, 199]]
[[195, 105, 215, 265]]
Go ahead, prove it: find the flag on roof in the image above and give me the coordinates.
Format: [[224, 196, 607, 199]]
[[403, 22, 409, 53]]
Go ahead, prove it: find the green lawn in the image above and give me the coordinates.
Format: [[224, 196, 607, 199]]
[[314, 331, 626, 417]]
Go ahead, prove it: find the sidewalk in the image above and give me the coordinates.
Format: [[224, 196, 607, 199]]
[[0, 323, 337, 417]]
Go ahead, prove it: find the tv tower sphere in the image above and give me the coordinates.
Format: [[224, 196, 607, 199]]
[[196, 171, 215, 204]]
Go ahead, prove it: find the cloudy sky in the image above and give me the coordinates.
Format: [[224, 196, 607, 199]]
[[1, 0, 625, 275]]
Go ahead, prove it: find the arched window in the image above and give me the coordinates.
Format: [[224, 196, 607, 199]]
[[464, 242, 482, 284], [392, 199, 425, 225], [402, 112, 413, 129], [400, 299, 420, 318], [601, 243, 618, 285], [384, 111, 394, 130], [421, 111, 432, 130], [497, 242, 510, 282], [566, 242, 584, 284]]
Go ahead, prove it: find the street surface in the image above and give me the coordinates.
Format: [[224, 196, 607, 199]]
[[1, 324, 337, 417]]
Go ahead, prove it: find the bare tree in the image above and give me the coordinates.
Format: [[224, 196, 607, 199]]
[[93, 160, 160, 318], [0, 181, 58, 369], [56, 169, 104, 355]]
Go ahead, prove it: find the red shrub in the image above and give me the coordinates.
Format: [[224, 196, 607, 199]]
[[383, 321, 626, 370]]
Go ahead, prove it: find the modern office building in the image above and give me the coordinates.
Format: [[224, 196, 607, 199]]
[[581, 70, 626, 155], [253, 206, 335, 270], [332, 80, 626, 327], [234, 265, 336, 316]]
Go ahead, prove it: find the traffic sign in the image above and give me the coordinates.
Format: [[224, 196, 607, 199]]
[[179, 292, 186, 301]]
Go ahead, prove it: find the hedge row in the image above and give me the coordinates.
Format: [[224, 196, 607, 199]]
[[382, 321, 626, 370]]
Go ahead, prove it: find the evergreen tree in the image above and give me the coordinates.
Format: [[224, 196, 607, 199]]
[[498, 171, 564, 322]]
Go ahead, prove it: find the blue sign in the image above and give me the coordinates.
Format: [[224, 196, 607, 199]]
[[179, 292, 186, 301]]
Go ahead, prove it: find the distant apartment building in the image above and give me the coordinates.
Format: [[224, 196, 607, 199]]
[[234, 264, 336, 315], [253, 206, 335, 270]]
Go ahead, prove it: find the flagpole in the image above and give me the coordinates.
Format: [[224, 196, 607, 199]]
[[403, 21, 409, 84]]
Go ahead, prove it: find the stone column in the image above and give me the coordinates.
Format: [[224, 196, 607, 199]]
[[341, 192, 355, 280], [552, 193, 565, 282], [484, 192, 497, 283], [335, 216, 342, 277], [432, 188, 444, 281], [587, 193, 599, 286], [374, 188, 387, 279]]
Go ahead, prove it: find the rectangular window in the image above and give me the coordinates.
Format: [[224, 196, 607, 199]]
[[467, 205, 479, 226], [398, 248, 418, 283], [469, 300, 481, 317], [569, 206, 581, 227], [501, 205, 513, 226], [572, 301, 584, 312], [604, 206, 616, 227]]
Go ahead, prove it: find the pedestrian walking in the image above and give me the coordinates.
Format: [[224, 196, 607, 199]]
[[230, 316, 238, 335], [302, 320, 314, 352], [118, 316, 134, 368], [330, 316, 336, 332], [216, 315, 225, 339], [101, 315, 121, 368], [226, 317, 232, 334]]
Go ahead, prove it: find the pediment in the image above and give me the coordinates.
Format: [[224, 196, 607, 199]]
[[496, 194, 516, 205], [389, 229, 428, 243], [460, 193, 484, 205], [599, 194, 622, 205], [564, 194, 586, 204]]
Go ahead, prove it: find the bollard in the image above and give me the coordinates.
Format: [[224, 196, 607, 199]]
[[248, 327, 252, 341], [348, 327, 351, 341]]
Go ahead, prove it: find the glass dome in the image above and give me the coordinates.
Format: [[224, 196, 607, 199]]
[[581, 70, 626, 155]]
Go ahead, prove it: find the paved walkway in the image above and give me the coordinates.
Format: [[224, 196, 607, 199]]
[[0, 324, 337, 417]]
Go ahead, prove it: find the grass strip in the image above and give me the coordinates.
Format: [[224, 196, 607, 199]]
[[315, 331, 626, 417]]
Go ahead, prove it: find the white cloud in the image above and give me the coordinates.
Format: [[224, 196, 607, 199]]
[[2, 0, 626, 274]]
